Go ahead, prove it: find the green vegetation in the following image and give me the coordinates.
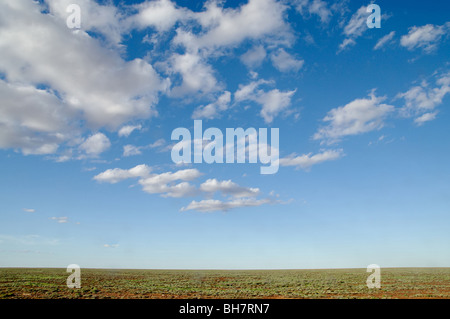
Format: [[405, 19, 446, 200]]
[[0, 268, 449, 299]]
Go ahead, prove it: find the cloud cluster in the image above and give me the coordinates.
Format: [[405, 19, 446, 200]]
[[398, 73, 450, 125], [0, 0, 303, 157], [0, 0, 165, 156], [94, 165, 272, 212]]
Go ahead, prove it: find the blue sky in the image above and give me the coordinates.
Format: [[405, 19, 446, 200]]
[[0, 0, 449, 269]]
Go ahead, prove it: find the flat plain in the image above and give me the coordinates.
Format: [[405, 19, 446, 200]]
[[0, 267, 449, 299]]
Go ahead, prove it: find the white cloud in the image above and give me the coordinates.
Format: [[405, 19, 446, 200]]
[[338, 38, 356, 51], [314, 91, 395, 143], [199, 179, 260, 198], [180, 198, 271, 213], [50, 217, 68, 224], [0, 0, 165, 155], [259, 89, 297, 123], [79, 133, 111, 156], [168, 52, 220, 97], [94, 165, 271, 209], [343, 5, 369, 38], [93, 164, 152, 184], [23, 208, 35, 213], [45, 0, 124, 45], [138, 169, 202, 198], [94, 165, 202, 198], [240, 46, 267, 68], [130, 0, 192, 32], [374, 31, 396, 50], [270, 48, 304, 73], [279, 149, 344, 170], [400, 22, 450, 53], [118, 125, 142, 137], [339, 5, 370, 51], [398, 73, 450, 123], [414, 112, 438, 126], [192, 91, 231, 120], [294, 0, 332, 24], [123, 144, 142, 157], [172, 0, 292, 52], [234, 80, 296, 123], [0, 80, 71, 155], [148, 139, 166, 149]]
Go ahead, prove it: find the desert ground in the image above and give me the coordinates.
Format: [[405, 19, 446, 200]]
[[0, 267, 449, 299]]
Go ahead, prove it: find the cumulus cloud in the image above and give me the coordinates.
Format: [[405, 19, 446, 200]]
[[172, 0, 292, 53], [400, 22, 450, 53], [45, 0, 124, 45], [167, 52, 220, 97], [0, 0, 300, 156], [234, 80, 296, 123], [397, 73, 450, 124], [23, 208, 36, 213], [93, 164, 152, 184], [118, 125, 142, 138], [94, 165, 202, 198], [180, 198, 271, 213], [138, 169, 202, 198], [199, 179, 260, 198], [192, 91, 231, 120], [94, 165, 273, 210], [270, 49, 304, 73], [279, 149, 344, 170], [240, 46, 267, 68], [314, 91, 395, 143], [129, 0, 192, 32], [0, 80, 71, 155], [0, 0, 166, 156], [123, 144, 142, 157], [79, 133, 111, 156]]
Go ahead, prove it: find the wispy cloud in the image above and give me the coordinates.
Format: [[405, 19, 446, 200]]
[[400, 22, 450, 53], [279, 149, 344, 170], [180, 197, 272, 213], [104, 244, 119, 248], [374, 31, 396, 50], [50, 217, 69, 224]]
